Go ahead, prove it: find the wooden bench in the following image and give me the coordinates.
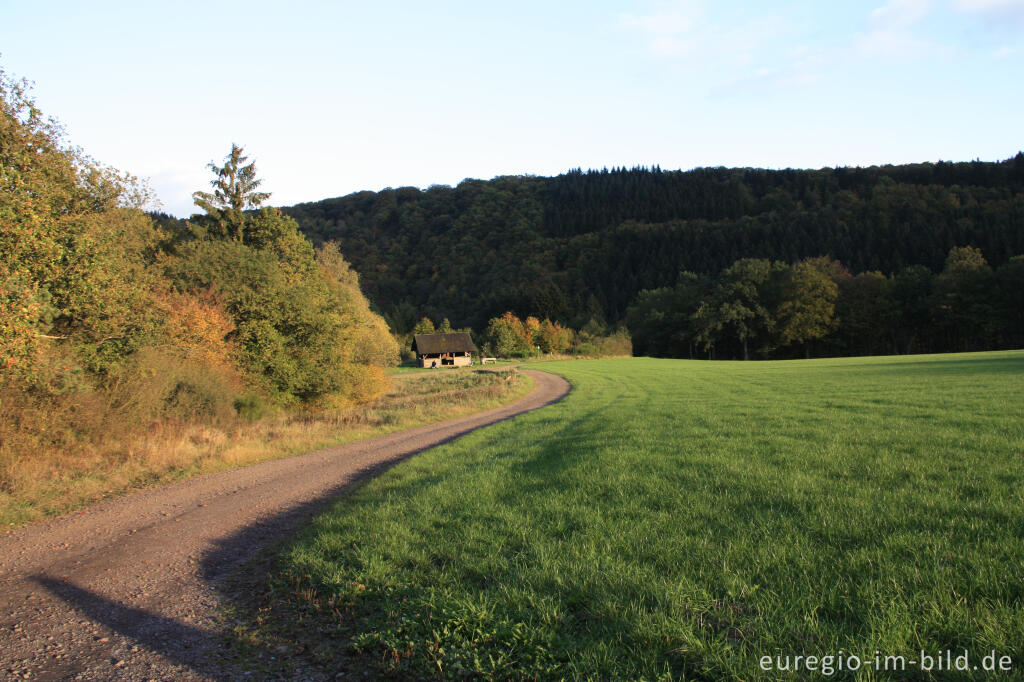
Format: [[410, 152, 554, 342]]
[[481, 357, 497, 365]]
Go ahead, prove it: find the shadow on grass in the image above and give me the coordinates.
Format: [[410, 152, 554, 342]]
[[831, 353, 1024, 376]]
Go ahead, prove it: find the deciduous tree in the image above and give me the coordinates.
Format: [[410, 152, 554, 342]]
[[934, 246, 996, 351], [0, 67, 159, 376], [485, 312, 533, 357], [412, 317, 436, 336], [693, 259, 775, 360], [776, 258, 839, 356]]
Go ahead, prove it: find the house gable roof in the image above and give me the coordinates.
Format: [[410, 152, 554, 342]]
[[413, 332, 478, 355]]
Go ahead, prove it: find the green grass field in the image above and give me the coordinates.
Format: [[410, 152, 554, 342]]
[[265, 353, 1024, 680]]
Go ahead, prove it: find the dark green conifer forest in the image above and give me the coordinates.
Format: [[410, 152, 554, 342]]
[[282, 156, 1024, 359]]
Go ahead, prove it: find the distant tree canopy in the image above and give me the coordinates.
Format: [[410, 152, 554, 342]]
[[481, 312, 614, 358], [283, 158, 1024, 340], [626, 247, 1024, 360]]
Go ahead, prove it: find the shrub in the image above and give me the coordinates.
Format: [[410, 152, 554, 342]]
[[233, 392, 274, 421], [163, 232, 395, 404], [595, 330, 633, 357], [156, 289, 237, 374], [485, 312, 534, 356], [105, 347, 239, 424], [573, 330, 633, 357]]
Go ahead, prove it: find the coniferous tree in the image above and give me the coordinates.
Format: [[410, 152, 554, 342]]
[[283, 156, 1024, 355], [192, 144, 271, 242]]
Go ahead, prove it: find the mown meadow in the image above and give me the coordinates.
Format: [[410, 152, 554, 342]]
[[257, 352, 1024, 680]]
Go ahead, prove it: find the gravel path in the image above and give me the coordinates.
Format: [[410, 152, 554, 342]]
[[0, 369, 569, 681]]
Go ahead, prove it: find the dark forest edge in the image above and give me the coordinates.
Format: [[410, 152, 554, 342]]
[[262, 155, 1024, 359], [626, 247, 1023, 360]]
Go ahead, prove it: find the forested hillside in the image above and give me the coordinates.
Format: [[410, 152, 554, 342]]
[[284, 158, 1024, 339]]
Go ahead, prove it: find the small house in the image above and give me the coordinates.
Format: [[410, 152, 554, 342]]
[[412, 332, 478, 368]]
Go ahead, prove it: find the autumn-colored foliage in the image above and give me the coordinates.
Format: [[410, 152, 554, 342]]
[[156, 290, 237, 372], [482, 311, 612, 357], [485, 312, 534, 356], [536, 318, 573, 354], [1, 67, 401, 511]]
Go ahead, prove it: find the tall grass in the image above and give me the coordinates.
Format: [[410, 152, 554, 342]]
[[0, 368, 530, 528], [263, 352, 1024, 680]]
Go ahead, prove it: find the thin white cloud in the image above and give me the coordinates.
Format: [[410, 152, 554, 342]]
[[869, 0, 933, 30], [619, 0, 706, 57], [952, 0, 1022, 11], [145, 167, 210, 218], [620, 0, 702, 35], [854, 0, 942, 56], [710, 50, 826, 97], [619, 2, 801, 69], [620, 2, 834, 100], [950, 0, 1024, 26]]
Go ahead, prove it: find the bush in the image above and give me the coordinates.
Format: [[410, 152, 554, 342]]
[[507, 348, 541, 358], [485, 312, 534, 356], [595, 330, 633, 357], [164, 230, 395, 404], [234, 392, 274, 421], [106, 347, 240, 423], [573, 330, 633, 357]]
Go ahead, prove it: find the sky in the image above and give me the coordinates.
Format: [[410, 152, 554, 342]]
[[2, 0, 1022, 217]]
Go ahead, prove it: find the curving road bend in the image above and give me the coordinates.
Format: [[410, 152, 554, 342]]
[[0, 369, 569, 681]]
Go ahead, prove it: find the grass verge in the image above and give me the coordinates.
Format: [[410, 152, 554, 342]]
[[249, 352, 1023, 680], [0, 369, 532, 529]]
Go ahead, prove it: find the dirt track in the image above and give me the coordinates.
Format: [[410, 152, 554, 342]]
[[0, 369, 569, 680]]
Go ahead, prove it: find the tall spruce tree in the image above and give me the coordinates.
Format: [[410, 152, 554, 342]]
[[192, 144, 271, 242]]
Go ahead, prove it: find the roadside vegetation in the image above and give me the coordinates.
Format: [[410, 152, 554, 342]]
[[252, 353, 1023, 679], [2, 66, 435, 527], [0, 369, 530, 527]]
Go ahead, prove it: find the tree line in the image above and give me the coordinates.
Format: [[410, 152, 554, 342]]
[[283, 157, 1024, 340], [2, 67, 396, 477], [407, 313, 630, 360], [626, 247, 1024, 360]]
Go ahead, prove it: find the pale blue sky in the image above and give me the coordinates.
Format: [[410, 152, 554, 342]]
[[2, 0, 1022, 217]]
